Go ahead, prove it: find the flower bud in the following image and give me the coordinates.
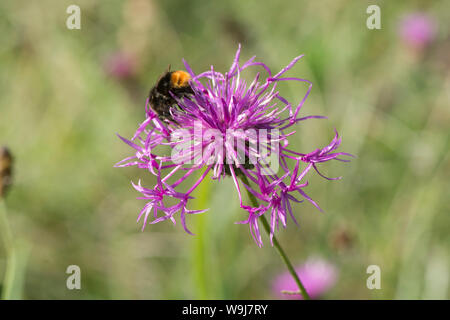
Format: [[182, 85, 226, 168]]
[[0, 146, 13, 198]]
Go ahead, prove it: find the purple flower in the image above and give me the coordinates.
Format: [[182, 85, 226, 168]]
[[272, 257, 338, 299], [399, 13, 436, 50], [103, 51, 136, 79], [115, 45, 351, 246]]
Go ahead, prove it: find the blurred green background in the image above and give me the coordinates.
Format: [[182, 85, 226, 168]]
[[0, 0, 449, 299]]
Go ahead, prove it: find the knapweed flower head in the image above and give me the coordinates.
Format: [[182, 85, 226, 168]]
[[104, 51, 136, 80], [116, 45, 352, 246], [272, 257, 338, 299], [399, 13, 436, 50]]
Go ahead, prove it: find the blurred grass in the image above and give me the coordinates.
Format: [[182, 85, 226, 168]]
[[0, 0, 449, 299]]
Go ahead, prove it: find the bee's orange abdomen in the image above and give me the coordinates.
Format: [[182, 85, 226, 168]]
[[171, 70, 191, 88]]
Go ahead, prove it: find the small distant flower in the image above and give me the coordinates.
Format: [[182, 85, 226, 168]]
[[104, 51, 136, 79], [0, 146, 13, 198], [272, 257, 338, 299], [115, 45, 351, 246], [399, 13, 436, 50], [329, 226, 355, 252]]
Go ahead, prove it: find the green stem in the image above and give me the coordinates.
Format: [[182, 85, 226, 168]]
[[191, 176, 211, 299], [0, 198, 14, 299], [0, 199, 30, 300], [239, 175, 310, 300], [0, 199, 13, 252]]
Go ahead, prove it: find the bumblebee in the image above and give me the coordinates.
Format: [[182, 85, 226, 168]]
[[148, 69, 193, 122]]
